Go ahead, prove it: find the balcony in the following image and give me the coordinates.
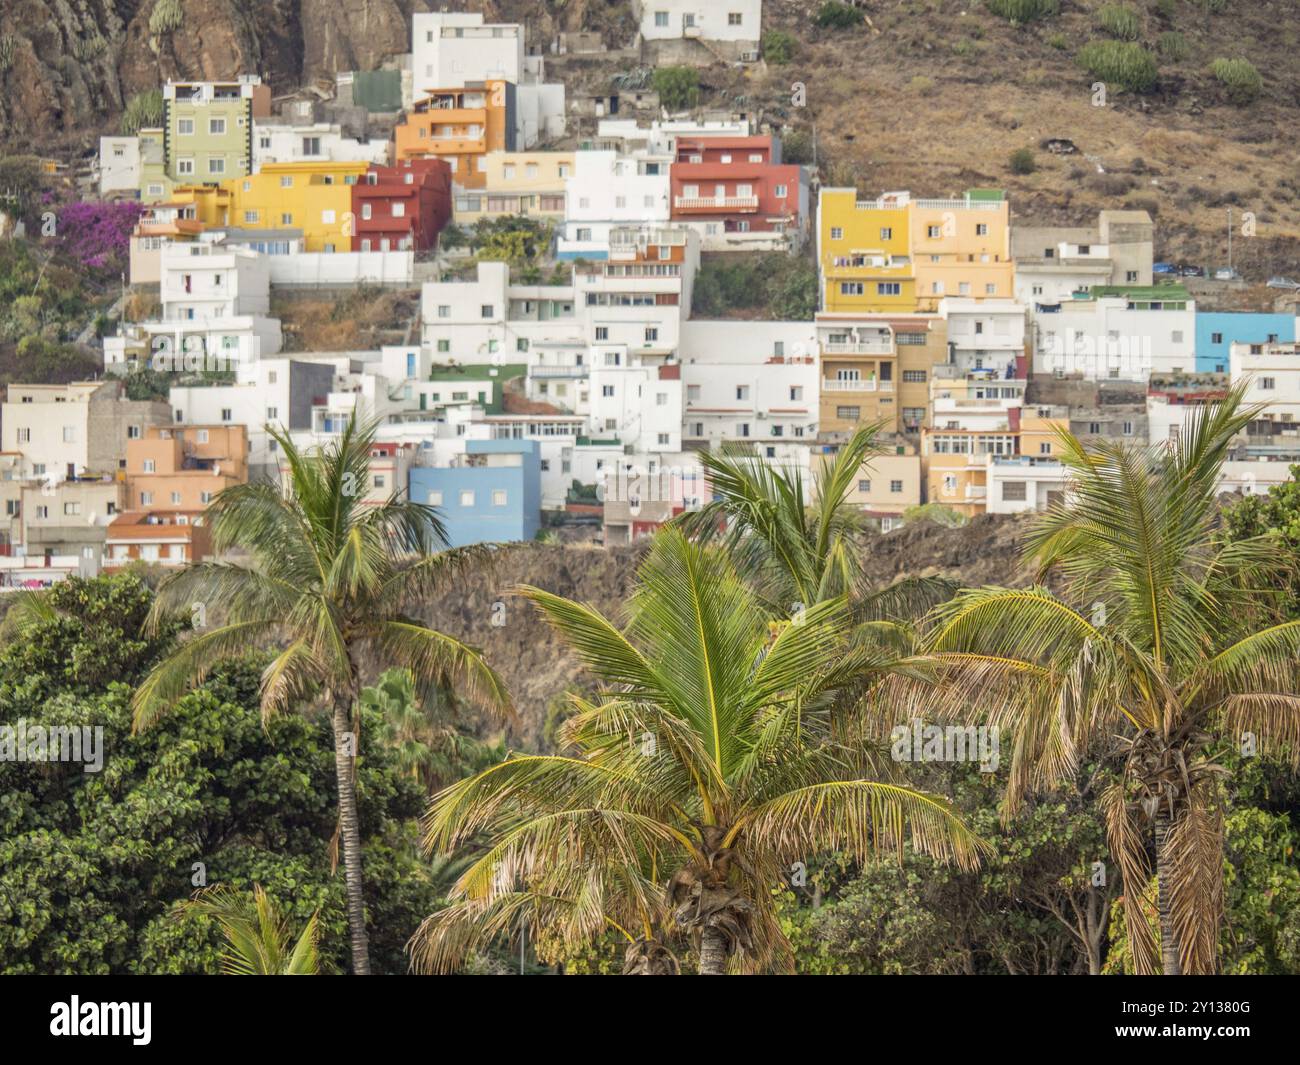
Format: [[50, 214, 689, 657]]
[[823, 379, 893, 393], [964, 484, 988, 499], [673, 195, 759, 213], [822, 340, 894, 355], [531, 365, 589, 379]]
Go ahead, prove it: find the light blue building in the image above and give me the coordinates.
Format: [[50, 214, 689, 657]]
[[408, 439, 541, 547], [1195, 311, 1294, 373]]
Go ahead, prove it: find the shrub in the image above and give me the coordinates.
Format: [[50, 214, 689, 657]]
[[1211, 57, 1262, 104], [149, 0, 183, 35], [651, 65, 699, 111], [1009, 147, 1036, 174], [1048, 32, 1069, 50], [909, 75, 936, 95], [762, 29, 796, 65], [781, 129, 814, 164], [813, 1, 864, 28], [1158, 31, 1188, 60], [1096, 3, 1141, 40], [121, 89, 163, 134], [985, 0, 1059, 23], [1156, 0, 1177, 17], [1077, 40, 1159, 92], [0, 33, 17, 73]]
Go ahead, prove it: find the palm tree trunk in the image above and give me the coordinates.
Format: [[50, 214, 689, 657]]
[[698, 926, 728, 975], [1154, 813, 1181, 976], [332, 690, 371, 975]]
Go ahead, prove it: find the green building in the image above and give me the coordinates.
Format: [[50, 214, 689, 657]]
[[161, 76, 269, 187]]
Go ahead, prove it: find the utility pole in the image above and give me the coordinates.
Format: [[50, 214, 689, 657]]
[[1227, 206, 1233, 276]]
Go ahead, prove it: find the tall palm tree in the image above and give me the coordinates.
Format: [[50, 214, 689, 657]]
[[132, 418, 511, 975], [410, 528, 984, 974], [184, 884, 323, 975], [914, 386, 1300, 974]]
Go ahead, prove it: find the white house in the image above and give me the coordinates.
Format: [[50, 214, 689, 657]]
[[678, 320, 820, 449], [636, 2, 762, 47], [985, 455, 1068, 514], [1230, 340, 1300, 432], [557, 151, 672, 260], [1031, 289, 1196, 381], [160, 242, 271, 323], [940, 298, 1026, 378], [1013, 210, 1154, 310], [98, 136, 141, 197], [253, 118, 390, 171]]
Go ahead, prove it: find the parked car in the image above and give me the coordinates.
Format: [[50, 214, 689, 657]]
[[1153, 262, 1176, 275], [1267, 276, 1300, 290], [1180, 265, 1204, 278], [1214, 267, 1241, 281]]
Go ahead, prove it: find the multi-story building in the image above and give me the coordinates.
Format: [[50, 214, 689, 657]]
[[125, 425, 248, 513], [985, 455, 1068, 514], [1230, 340, 1300, 441], [818, 188, 1013, 314], [1031, 284, 1196, 381], [351, 158, 453, 252], [394, 82, 516, 187], [1013, 210, 1154, 309], [1196, 312, 1295, 374], [816, 313, 949, 439], [669, 134, 807, 251], [1, 381, 170, 481], [162, 77, 270, 186], [138, 128, 172, 202], [679, 321, 819, 449], [940, 297, 1026, 378], [408, 438, 542, 546], [103, 510, 212, 571], [18, 478, 124, 572], [1068, 405, 1147, 446], [451, 151, 573, 225], [843, 445, 923, 525], [557, 150, 672, 259], [225, 160, 370, 252], [252, 111, 390, 172]]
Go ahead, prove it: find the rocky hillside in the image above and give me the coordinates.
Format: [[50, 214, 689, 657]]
[[6, 1, 1299, 282], [405, 513, 1039, 750]]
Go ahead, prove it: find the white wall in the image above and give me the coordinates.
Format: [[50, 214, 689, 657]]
[[253, 123, 390, 171], [1231, 341, 1300, 422], [637, 1, 762, 43], [411, 13, 526, 98], [1033, 297, 1196, 381], [266, 251, 413, 286], [99, 137, 141, 196]]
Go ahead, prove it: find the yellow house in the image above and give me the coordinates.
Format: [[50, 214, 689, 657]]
[[819, 188, 1013, 314], [452, 151, 574, 225], [223, 161, 371, 251], [816, 313, 949, 439]]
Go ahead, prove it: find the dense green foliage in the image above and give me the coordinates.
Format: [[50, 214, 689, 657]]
[[692, 253, 818, 320], [651, 66, 699, 111], [985, 0, 1059, 23], [0, 575, 440, 975], [1096, 3, 1141, 40], [1077, 40, 1159, 93], [814, 1, 865, 28], [1224, 468, 1300, 613], [1211, 57, 1263, 104]]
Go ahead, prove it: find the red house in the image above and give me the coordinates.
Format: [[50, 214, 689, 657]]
[[351, 158, 452, 252], [669, 135, 808, 252]]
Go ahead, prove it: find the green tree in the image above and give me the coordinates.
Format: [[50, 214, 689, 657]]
[[411, 529, 984, 974], [1224, 466, 1300, 614], [130, 418, 510, 974], [920, 388, 1300, 974], [652, 66, 700, 111]]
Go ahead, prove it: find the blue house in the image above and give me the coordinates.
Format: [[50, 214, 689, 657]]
[[1195, 311, 1295, 373], [408, 439, 541, 547]]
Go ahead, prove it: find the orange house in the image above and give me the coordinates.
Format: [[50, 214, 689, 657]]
[[103, 511, 212, 570], [125, 425, 248, 513], [394, 81, 516, 189]]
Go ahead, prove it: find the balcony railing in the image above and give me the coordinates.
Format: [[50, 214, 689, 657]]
[[823, 379, 893, 393], [531, 365, 589, 379], [673, 195, 759, 211], [822, 341, 894, 355]]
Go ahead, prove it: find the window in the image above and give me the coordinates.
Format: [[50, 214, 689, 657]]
[[985, 283, 997, 295], [1002, 481, 1027, 502], [976, 223, 989, 236], [595, 327, 609, 341], [1126, 270, 1139, 283], [209, 118, 226, 135], [877, 283, 900, 296], [127, 425, 142, 439], [1171, 331, 1184, 343], [36, 505, 49, 519], [836, 406, 861, 420], [62, 426, 76, 443], [208, 158, 225, 175], [858, 479, 872, 493], [1039, 442, 1052, 455], [177, 118, 194, 135], [645, 327, 659, 343], [656, 393, 668, 407], [481, 305, 494, 319], [427, 490, 443, 506], [177, 158, 195, 176], [790, 386, 803, 401], [142, 459, 156, 473], [1122, 421, 1134, 436], [243, 210, 259, 224], [902, 370, 927, 382], [736, 386, 750, 401], [1088, 422, 1102, 435], [266, 406, 278, 420], [140, 491, 153, 506], [657, 433, 670, 446], [459, 490, 475, 507], [840, 282, 864, 296], [654, 11, 669, 27], [942, 475, 958, 495], [830, 227, 843, 240], [321, 210, 336, 224], [392, 202, 406, 218], [1260, 377, 1276, 390], [437, 340, 450, 353], [927, 225, 942, 238], [491, 490, 508, 507], [729, 11, 743, 24], [373, 474, 386, 489], [64, 501, 81, 516], [437, 305, 451, 319], [302, 136, 321, 156], [170, 491, 182, 505], [361, 203, 372, 220], [221, 408, 232, 422], [889, 480, 904, 493], [880, 227, 893, 240], [602, 385, 615, 397]]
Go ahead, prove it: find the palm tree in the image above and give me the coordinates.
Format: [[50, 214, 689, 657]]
[[184, 884, 322, 975], [410, 528, 984, 974], [132, 418, 511, 975], [915, 387, 1300, 974]]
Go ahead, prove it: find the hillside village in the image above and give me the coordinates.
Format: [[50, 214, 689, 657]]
[[0, 1, 1297, 584]]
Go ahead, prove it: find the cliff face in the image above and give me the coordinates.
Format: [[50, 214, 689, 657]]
[[0, 0, 419, 142]]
